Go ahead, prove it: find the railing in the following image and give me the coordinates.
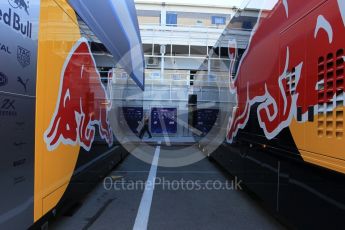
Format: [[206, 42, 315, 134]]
[[139, 23, 226, 47], [140, 23, 254, 32], [140, 23, 252, 49], [109, 72, 230, 84], [109, 72, 232, 103], [140, 23, 226, 30]]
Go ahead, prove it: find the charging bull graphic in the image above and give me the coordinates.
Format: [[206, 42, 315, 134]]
[[8, 0, 29, 15], [44, 38, 113, 151], [227, 0, 345, 142]]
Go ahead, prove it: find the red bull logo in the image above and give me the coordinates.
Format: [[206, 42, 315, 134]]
[[227, 0, 345, 143], [8, 0, 29, 15], [0, 6, 32, 38], [44, 38, 113, 151]]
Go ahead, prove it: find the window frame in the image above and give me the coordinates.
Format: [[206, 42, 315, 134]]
[[211, 16, 226, 25], [166, 12, 178, 26]]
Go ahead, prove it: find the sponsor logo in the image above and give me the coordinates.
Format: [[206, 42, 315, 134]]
[[13, 158, 26, 167], [17, 76, 29, 92], [17, 46, 30, 67], [0, 98, 16, 117], [0, 7, 32, 38], [13, 141, 26, 147], [15, 121, 25, 131], [0, 72, 8, 87], [14, 176, 25, 184], [227, 1, 345, 143], [0, 42, 11, 54], [44, 38, 114, 151], [8, 0, 29, 15], [15, 121, 25, 126]]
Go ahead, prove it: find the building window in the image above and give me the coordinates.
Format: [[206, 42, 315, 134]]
[[151, 72, 161, 79], [242, 21, 253, 29], [211, 16, 226, 25], [121, 72, 128, 79], [166, 13, 177, 26], [196, 20, 203, 27]]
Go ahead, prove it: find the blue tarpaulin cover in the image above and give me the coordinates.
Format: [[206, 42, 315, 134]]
[[68, 0, 145, 90]]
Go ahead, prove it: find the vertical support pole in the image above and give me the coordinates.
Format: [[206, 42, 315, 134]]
[[207, 56, 211, 78], [160, 45, 166, 80], [161, 2, 167, 26]]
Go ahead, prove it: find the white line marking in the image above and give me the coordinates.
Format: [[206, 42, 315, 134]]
[[133, 142, 161, 230], [115, 171, 218, 174]]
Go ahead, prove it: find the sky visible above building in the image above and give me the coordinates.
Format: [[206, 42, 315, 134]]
[[134, 0, 242, 7], [134, 0, 279, 10]]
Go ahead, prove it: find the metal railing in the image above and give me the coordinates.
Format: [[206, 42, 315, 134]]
[[140, 23, 227, 30], [140, 23, 252, 51], [110, 72, 231, 103]]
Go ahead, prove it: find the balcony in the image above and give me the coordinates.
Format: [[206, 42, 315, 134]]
[[140, 23, 225, 47]]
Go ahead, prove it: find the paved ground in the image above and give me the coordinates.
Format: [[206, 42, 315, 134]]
[[51, 144, 285, 230]]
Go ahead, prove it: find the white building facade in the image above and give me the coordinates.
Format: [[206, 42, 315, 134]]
[[111, 1, 258, 141]]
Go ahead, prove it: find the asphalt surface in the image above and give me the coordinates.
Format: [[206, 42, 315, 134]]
[[51, 144, 285, 230]]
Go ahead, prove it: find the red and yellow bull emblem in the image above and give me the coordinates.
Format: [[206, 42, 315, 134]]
[[227, 0, 345, 142], [44, 38, 113, 152]]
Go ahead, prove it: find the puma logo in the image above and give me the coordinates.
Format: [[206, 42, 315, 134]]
[[17, 76, 29, 93]]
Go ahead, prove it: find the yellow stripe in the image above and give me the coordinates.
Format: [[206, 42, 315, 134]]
[[34, 0, 81, 221]]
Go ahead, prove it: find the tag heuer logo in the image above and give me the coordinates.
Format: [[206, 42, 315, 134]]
[[8, 0, 30, 15], [17, 46, 30, 68]]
